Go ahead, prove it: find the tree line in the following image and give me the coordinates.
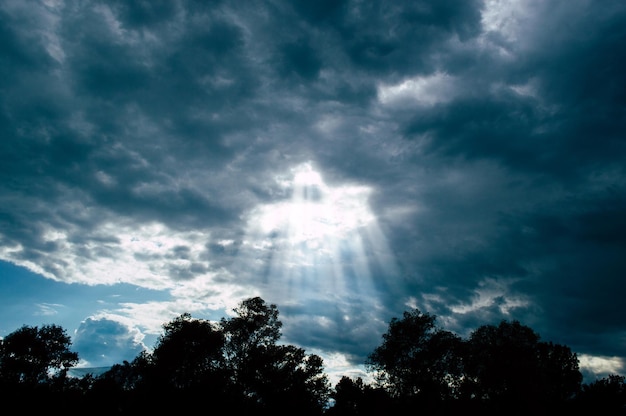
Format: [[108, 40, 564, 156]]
[[0, 296, 624, 415]]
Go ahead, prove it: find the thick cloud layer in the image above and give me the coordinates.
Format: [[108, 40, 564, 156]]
[[1, 0, 625, 380]]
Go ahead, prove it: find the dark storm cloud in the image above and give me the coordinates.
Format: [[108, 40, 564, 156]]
[[104, 0, 179, 29], [286, 0, 483, 74], [1, 0, 626, 379], [346, 0, 626, 358], [403, 2, 626, 178], [277, 37, 323, 80]]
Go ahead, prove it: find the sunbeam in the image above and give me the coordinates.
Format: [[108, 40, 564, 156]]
[[244, 162, 398, 305]]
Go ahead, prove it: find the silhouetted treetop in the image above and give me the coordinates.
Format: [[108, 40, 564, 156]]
[[363, 312, 584, 415], [91, 296, 329, 415], [465, 320, 581, 410], [576, 374, 626, 413], [367, 308, 464, 401], [0, 324, 78, 385], [151, 312, 225, 390], [0, 297, 619, 416], [221, 296, 282, 356]]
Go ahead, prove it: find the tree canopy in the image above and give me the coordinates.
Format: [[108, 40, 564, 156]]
[[0, 297, 623, 416], [366, 309, 464, 403], [0, 324, 78, 385], [463, 320, 582, 413], [91, 296, 330, 415]]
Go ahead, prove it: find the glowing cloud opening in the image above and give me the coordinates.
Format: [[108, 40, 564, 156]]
[[244, 162, 398, 304]]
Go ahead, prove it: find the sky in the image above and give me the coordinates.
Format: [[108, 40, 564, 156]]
[[1, 0, 625, 385]]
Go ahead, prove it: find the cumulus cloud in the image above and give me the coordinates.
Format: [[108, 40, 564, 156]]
[[73, 317, 146, 368], [579, 354, 625, 382]]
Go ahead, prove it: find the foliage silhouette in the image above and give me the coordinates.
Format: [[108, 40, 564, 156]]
[[575, 374, 626, 413], [151, 312, 226, 391], [0, 324, 80, 413], [327, 376, 393, 416], [362, 310, 584, 415], [463, 320, 582, 414], [0, 296, 623, 415], [91, 296, 330, 415], [0, 324, 78, 385], [366, 308, 464, 408]]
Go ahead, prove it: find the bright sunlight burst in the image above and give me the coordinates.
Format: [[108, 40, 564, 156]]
[[244, 162, 397, 303]]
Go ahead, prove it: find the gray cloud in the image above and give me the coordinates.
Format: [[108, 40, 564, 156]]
[[1, 0, 625, 380]]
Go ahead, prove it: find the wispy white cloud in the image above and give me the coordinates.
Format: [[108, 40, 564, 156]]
[[35, 303, 64, 316]]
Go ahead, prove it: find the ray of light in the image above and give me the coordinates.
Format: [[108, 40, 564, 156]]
[[243, 162, 398, 307]]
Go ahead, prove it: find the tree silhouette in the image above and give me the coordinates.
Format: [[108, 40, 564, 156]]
[[330, 376, 367, 415], [327, 376, 393, 416], [576, 374, 626, 413], [220, 296, 282, 367], [0, 324, 80, 413], [220, 297, 329, 414], [361, 312, 583, 415], [90, 296, 330, 415], [1, 297, 621, 415], [464, 320, 581, 414], [0, 324, 78, 385], [151, 313, 226, 391], [536, 341, 583, 402], [242, 343, 330, 414], [366, 308, 464, 408]]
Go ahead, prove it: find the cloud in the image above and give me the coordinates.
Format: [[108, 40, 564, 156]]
[[579, 354, 625, 382], [378, 72, 460, 107], [0, 0, 625, 382], [73, 317, 146, 367], [35, 303, 64, 317]]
